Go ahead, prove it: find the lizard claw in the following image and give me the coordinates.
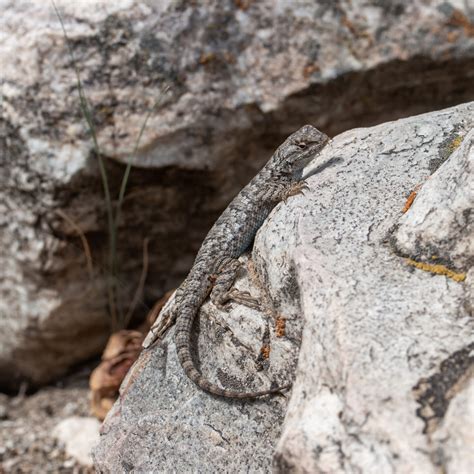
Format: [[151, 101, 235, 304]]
[[283, 181, 309, 202], [214, 301, 232, 312], [291, 181, 309, 196], [228, 289, 261, 310]]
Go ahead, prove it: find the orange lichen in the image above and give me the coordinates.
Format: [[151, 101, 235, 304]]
[[447, 9, 474, 38], [446, 30, 460, 42], [275, 317, 286, 338], [199, 52, 216, 65], [260, 345, 270, 359], [303, 64, 320, 78], [405, 259, 466, 282], [402, 184, 422, 213], [341, 16, 373, 45], [234, 0, 251, 10]]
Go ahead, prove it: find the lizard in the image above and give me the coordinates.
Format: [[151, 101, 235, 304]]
[[143, 125, 330, 398]]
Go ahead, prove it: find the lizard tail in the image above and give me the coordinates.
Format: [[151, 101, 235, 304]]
[[174, 303, 291, 399]]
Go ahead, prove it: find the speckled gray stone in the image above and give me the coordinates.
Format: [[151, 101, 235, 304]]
[[2, 0, 474, 388], [94, 103, 473, 473], [393, 127, 474, 271], [94, 251, 297, 472], [271, 103, 473, 473]]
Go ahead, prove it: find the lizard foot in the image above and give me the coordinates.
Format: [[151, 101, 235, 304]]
[[213, 301, 233, 312], [283, 180, 309, 202], [211, 289, 261, 311], [227, 288, 261, 310]]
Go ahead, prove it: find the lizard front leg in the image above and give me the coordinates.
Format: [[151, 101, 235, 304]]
[[281, 180, 309, 202], [264, 179, 308, 203], [210, 258, 261, 311]]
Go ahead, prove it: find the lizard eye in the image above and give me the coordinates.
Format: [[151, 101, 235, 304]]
[[296, 142, 306, 149]]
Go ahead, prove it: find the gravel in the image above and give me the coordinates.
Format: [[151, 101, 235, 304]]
[[0, 363, 97, 474]]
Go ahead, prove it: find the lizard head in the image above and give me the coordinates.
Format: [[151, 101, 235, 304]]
[[272, 125, 329, 178]]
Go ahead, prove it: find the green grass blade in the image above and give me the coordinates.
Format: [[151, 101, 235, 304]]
[[115, 85, 170, 228], [112, 86, 170, 327], [52, 0, 118, 329]]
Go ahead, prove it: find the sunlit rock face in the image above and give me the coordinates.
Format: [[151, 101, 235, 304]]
[[94, 103, 473, 473], [1, 0, 473, 389]]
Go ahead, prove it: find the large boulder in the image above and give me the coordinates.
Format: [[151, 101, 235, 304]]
[[94, 102, 474, 472], [1, 0, 474, 388]]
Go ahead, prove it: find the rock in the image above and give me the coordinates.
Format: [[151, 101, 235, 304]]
[[52, 416, 101, 467], [430, 376, 474, 473], [2, 1, 474, 389], [94, 103, 474, 472], [392, 127, 473, 272], [271, 103, 474, 473], [95, 252, 295, 472]]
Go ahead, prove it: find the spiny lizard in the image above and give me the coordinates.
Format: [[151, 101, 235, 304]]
[[143, 125, 329, 398]]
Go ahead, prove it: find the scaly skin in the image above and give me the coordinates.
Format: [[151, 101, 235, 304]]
[[150, 125, 329, 398]]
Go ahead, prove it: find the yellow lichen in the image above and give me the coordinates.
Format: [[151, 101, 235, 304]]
[[447, 135, 464, 153], [405, 259, 466, 282]]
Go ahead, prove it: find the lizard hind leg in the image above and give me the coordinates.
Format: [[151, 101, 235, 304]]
[[210, 258, 261, 311]]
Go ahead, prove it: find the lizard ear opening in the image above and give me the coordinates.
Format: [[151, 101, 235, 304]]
[[296, 142, 306, 149]]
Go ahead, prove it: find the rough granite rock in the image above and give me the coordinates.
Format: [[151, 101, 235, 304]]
[[52, 416, 101, 467], [94, 253, 296, 472], [430, 376, 474, 474], [392, 127, 473, 271], [94, 103, 474, 473], [2, 0, 474, 389]]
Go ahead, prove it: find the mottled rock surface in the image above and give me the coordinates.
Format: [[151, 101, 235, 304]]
[[393, 127, 473, 271], [0, 366, 95, 473], [94, 103, 474, 473], [95, 253, 297, 472], [2, 0, 474, 388], [52, 416, 100, 467]]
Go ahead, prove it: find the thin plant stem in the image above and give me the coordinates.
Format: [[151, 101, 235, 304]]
[[52, 0, 118, 328], [111, 86, 170, 323], [53, 1, 170, 331], [115, 86, 170, 225], [55, 209, 94, 279]]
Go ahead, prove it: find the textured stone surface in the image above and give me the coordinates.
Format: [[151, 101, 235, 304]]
[[52, 416, 100, 467], [431, 376, 474, 474], [2, 0, 474, 389], [272, 103, 474, 473], [393, 127, 474, 271], [94, 103, 473, 472], [94, 253, 297, 472]]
